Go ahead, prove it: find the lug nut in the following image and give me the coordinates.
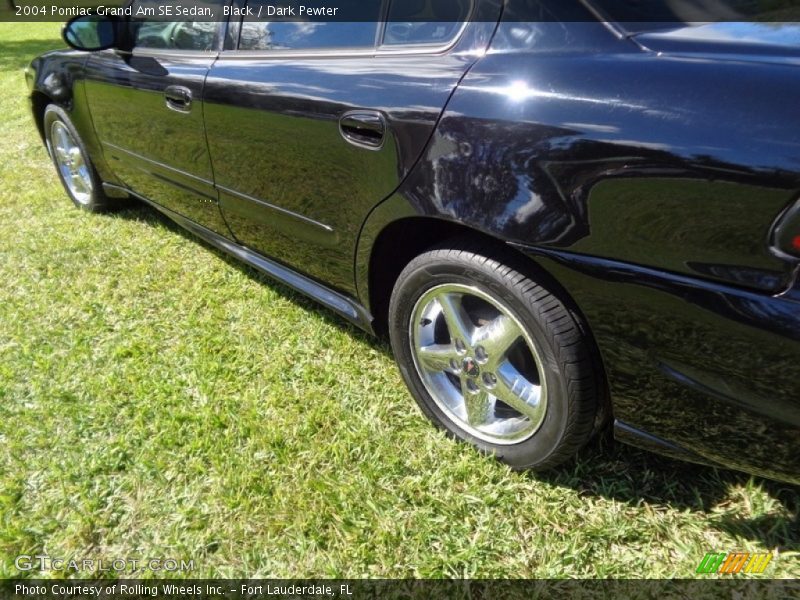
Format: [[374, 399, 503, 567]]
[[475, 345, 488, 364]]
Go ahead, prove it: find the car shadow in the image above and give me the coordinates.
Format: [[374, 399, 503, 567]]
[[542, 433, 800, 552], [108, 201, 800, 553]]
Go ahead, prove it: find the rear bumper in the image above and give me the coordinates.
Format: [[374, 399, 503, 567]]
[[516, 245, 800, 484]]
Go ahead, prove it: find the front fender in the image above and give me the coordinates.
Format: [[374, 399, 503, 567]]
[[27, 49, 122, 186]]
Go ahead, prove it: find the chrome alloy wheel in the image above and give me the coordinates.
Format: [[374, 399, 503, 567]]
[[50, 121, 93, 205], [409, 283, 547, 444]]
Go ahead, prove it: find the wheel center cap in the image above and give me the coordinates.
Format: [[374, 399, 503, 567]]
[[462, 357, 480, 378]]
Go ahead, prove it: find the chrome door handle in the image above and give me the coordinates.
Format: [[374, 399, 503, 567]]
[[165, 85, 193, 113], [339, 111, 386, 149]]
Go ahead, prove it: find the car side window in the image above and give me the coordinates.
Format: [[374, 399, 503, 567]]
[[382, 0, 472, 46], [130, 0, 223, 51], [238, 0, 382, 51]]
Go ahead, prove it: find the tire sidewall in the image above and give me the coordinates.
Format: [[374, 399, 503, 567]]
[[389, 254, 573, 469], [43, 104, 103, 211]]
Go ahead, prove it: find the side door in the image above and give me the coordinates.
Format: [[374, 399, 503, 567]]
[[83, 1, 231, 236], [203, 0, 502, 295]]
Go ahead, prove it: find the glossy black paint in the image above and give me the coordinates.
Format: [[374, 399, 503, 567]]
[[202, 16, 501, 293], [28, 0, 800, 482], [396, 29, 800, 293], [84, 47, 232, 235]]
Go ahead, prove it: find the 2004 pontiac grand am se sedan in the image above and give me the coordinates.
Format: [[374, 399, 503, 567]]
[[25, 0, 800, 483]]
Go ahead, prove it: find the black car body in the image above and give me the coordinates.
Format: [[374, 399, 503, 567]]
[[27, 0, 800, 483]]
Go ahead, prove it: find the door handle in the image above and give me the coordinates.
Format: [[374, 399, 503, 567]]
[[164, 85, 193, 113], [339, 111, 386, 149]]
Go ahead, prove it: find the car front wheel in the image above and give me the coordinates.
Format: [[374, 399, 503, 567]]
[[44, 104, 112, 212], [389, 241, 600, 470]]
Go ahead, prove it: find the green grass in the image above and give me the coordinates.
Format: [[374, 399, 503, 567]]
[[0, 22, 799, 580]]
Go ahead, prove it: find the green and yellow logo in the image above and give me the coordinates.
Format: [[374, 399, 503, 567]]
[[696, 552, 773, 575]]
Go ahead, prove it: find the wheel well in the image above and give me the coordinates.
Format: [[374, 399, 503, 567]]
[[31, 91, 51, 143], [366, 216, 612, 432], [369, 218, 569, 337]]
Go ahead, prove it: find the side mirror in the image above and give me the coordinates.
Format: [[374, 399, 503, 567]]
[[62, 15, 119, 51]]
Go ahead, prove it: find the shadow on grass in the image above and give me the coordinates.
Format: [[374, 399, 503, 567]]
[[0, 38, 64, 73], [106, 200, 800, 553], [546, 433, 800, 552]]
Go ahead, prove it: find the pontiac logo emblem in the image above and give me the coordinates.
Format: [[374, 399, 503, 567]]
[[462, 357, 480, 378]]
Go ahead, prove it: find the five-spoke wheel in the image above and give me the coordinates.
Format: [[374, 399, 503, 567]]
[[390, 242, 599, 470], [411, 284, 547, 444], [50, 120, 94, 206], [44, 104, 113, 212]]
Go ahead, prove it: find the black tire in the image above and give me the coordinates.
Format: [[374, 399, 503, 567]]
[[388, 240, 599, 470], [43, 104, 113, 213]]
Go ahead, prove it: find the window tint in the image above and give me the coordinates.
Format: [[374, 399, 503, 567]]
[[131, 1, 222, 51], [383, 0, 471, 46], [239, 0, 381, 51]]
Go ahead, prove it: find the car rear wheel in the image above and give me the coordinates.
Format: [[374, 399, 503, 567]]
[[44, 104, 113, 213], [389, 241, 599, 470]]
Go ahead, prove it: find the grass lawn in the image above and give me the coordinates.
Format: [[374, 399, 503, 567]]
[[0, 22, 798, 580]]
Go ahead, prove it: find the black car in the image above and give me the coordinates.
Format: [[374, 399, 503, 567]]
[[26, 0, 800, 483]]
